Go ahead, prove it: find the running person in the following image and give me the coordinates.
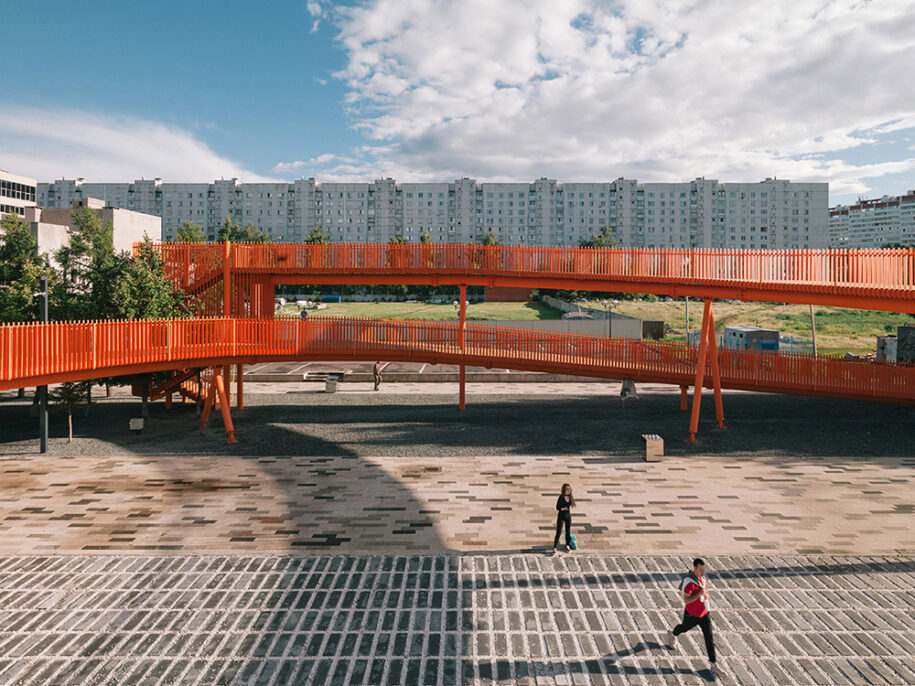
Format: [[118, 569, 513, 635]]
[[667, 558, 723, 678], [552, 483, 575, 555]]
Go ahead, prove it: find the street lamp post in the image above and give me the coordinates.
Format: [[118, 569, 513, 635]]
[[36, 276, 49, 453], [602, 299, 618, 338]]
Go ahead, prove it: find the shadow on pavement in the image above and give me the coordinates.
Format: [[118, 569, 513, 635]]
[[1, 390, 913, 459]]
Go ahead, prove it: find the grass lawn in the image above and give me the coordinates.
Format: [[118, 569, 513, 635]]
[[277, 300, 562, 321], [581, 299, 909, 354], [276, 298, 909, 354]]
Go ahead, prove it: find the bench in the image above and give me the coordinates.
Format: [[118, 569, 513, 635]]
[[641, 434, 663, 462]]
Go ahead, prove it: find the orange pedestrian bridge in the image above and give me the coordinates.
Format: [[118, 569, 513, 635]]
[[2, 243, 914, 444], [156, 242, 915, 316], [1, 316, 913, 441]]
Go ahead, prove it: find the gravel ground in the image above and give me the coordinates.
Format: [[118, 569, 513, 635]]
[[1, 388, 912, 458]]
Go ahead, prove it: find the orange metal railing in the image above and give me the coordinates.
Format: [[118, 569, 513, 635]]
[[3, 317, 912, 403], [148, 242, 915, 303]]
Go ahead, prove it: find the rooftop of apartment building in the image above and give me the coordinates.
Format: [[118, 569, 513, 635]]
[[830, 190, 915, 215]]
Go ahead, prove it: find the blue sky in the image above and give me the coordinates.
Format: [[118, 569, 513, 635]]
[[0, 0, 357, 175], [1, 0, 914, 206]]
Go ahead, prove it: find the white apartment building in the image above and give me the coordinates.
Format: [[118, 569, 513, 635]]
[[829, 191, 915, 248], [24, 197, 160, 266], [0, 169, 37, 219], [37, 177, 829, 249]]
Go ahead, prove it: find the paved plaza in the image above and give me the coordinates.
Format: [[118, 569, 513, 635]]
[[0, 384, 914, 684], [0, 452, 913, 556], [0, 554, 913, 685]]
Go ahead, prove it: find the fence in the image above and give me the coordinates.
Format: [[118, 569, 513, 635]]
[[149, 242, 915, 292], [3, 317, 912, 403]]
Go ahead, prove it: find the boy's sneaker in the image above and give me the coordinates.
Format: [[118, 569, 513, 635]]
[[710, 663, 723, 678], [566, 545, 573, 553], [666, 631, 676, 649], [551, 549, 560, 557]]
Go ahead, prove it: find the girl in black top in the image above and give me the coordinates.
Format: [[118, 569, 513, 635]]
[[552, 483, 575, 556]]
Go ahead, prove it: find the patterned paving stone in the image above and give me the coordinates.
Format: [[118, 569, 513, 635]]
[[0, 454, 911, 555], [0, 555, 912, 685]]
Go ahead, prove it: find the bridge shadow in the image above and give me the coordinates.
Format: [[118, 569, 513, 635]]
[[2, 387, 913, 460]]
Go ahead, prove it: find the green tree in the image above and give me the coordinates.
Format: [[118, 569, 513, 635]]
[[216, 216, 272, 243], [0, 213, 50, 323], [481, 230, 500, 246], [388, 236, 408, 245], [240, 223, 272, 243], [111, 237, 187, 319], [175, 220, 207, 243], [579, 226, 616, 248], [305, 226, 330, 244], [52, 206, 126, 320], [420, 230, 433, 244], [52, 380, 90, 442]]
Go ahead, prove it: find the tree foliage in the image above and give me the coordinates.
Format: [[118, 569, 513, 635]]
[[51, 380, 90, 442], [217, 216, 272, 243], [305, 226, 330, 244], [0, 213, 50, 323], [420, 230, 433, 244], [52, 207, 127, 320], [111, 237, 187, 319], [579, 226, 616, 249], [175, 221, 208, 243], [481, 230, 500, 246]]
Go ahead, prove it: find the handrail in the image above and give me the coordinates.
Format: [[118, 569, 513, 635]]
[[2, 317, 912, 403], [145, 242, 915, 293]]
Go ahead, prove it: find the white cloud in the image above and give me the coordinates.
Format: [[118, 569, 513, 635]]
[[0, 107, 279, 183], [272, 153, 337, 173], [307, 0, 322, 32], [314, 0, 915, 196]]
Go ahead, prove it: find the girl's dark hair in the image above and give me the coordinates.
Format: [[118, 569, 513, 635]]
[[561, 483, 575, 508]]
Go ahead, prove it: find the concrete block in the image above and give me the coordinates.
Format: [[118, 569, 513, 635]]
[[642, 434, 663, 462]]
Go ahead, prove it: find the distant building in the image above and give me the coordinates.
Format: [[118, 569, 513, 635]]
[[0, 169, 37, 219], [722, 326, 779, 352], [25, 198, 160, 265], [37, 176, 828, 249], [829, 191, 915, 248]]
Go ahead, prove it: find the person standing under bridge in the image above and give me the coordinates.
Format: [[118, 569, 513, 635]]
[[373, 361, 382, 391], [552, 483, 575, 556]]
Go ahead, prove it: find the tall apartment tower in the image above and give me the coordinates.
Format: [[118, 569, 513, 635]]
[[829, 191, 915, 248], [37, 176, 829, 249]]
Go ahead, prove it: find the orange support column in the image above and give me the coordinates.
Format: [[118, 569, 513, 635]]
[[261, 278, 275, 319], [223, 241, 232, 317], [459, 284, 466, 410], [687, 299, 712, 443], [236, 363, 244, 410], [680, 385, 688, 411], [705, 302, 726, 429], [200, 372, 217, 426], [214, 369, 237, 443], [223, 365, 231, 409]]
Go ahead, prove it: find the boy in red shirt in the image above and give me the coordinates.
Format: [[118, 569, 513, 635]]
[[667, 558, 723, 678]]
